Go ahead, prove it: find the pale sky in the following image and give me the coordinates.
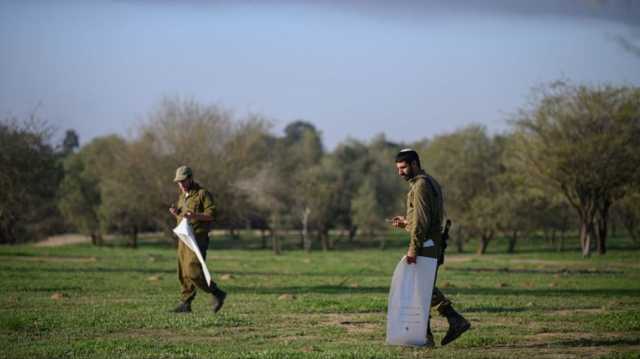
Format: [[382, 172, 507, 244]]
[[1, 0, 639, 148]]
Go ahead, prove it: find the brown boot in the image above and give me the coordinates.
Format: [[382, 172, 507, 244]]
[[211, 285, 227, 313], [440, 305, 470, 345]]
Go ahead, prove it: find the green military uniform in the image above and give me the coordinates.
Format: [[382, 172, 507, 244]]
[[175, 181, 216, 304], [404, 169, 451, 313]]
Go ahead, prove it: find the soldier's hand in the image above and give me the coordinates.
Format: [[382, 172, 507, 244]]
[[184, 211, 195, 220], [169, 206, 178, 216], [391, 216, 407, 228], [406, 248, 417, 264]]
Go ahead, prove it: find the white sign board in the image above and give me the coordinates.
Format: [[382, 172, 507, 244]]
[[386, 256, 438, 346]]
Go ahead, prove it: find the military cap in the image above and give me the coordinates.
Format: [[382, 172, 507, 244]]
[[173, 165, 193, 182]]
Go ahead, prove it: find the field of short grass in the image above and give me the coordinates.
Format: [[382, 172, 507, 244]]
[[1, 234, 639, 358]]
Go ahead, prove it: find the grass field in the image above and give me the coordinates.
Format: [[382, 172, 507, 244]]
[[1, 233, 639, 359]]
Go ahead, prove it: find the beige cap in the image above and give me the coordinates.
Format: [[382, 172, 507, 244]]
[[173, 165, 193, 182]]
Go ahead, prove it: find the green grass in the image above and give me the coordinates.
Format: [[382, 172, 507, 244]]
[[1, 234, 639, 358]]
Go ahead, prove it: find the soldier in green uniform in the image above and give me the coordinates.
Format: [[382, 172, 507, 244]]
[[390, 149, 470, 347], [169, 165, 226, 313]]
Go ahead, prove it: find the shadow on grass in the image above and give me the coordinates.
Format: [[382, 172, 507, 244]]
[[229, 285, 390, 295], [446, 267, 621, 275], [464, 306, 529, 313], [554, 337, 640, 347], [444, 287, 640, 298], [17, 285, 84, 293], [0, 265, 388, 277]]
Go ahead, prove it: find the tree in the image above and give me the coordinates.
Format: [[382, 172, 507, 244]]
[[511, 82, 640, 256], [421, 125, 503, 254], [58, 135, 127, 245], [351, 178, 386, 243], [0, 116, 63, 243], [350, 134, 404, 248], [61, 129, 79, 156], [132, 97, 237, 242], [237, 164, 290, 255], [331, 139, 370, 240], [615, 186, 640, 244]]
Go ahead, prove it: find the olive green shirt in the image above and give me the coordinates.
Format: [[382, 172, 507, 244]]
[[405, 170, 444, 258], [176, 182, 216, 235]]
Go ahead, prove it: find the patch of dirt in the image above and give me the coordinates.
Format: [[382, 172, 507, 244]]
[[442, 256, 475, 263], [550, 308, 605, 316], [318, 313, 381, 335], [35, 234, 92, 247]]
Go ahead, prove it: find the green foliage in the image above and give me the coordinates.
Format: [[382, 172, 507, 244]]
[[511, 82, 640, 255], [0, 116, 63, 243]]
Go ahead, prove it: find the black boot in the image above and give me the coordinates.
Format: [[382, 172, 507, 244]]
[[211, 285, 227, 313], [170, 301, 192, 313], [425, 320, 435, 348], [440, 305, 470, 345]]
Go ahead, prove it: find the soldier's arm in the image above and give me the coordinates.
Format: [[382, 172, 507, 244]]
[[186, 191, 215, 222], [410, 180, 432, 252]]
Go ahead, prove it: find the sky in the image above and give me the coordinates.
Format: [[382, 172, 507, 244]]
[[1, 0, 639, 149]]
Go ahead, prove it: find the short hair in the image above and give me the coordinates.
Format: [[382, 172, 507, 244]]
[[395, 148, 421, 168]]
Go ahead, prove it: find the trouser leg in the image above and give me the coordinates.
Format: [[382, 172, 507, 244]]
[[178, 233, 214, 303]]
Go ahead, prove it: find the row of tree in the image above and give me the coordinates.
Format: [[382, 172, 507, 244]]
[[1, 82, 639, 256]]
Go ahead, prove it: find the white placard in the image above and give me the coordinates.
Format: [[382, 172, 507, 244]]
[[386, 256, 438, 346]]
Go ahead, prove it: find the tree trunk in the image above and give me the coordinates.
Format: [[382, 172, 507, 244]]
[[129, 225, 138, 249], [348, 226, 358, 242], [319, 230, 329, 252], [507, 230, 518, 254], [0, 217, 18, 244], [91, 231, 104, 246], [271, 228, 281, 255], [455, 226, 464, 253], [596, 199, 610, 255], [261, 229, 268, 249], [302, 207, 311, 253], [476, 230, 493, 255], [580, 220, 593, 257]]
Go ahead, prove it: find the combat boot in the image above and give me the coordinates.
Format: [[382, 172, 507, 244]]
[[440, 305, 470, 345], [170, 301, 192, 313], [211, 285, 227, 313]]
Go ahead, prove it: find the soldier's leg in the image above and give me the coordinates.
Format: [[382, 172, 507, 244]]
[[192, 233, 226, 313], [431, 287, 470, 346], [171, 241, 196, 313]]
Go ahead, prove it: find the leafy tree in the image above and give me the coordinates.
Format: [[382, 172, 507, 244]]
[[331, 139, 370, 240], [0, 116, 62, 243], [58, 135, 127, 245], [615, 186, 640, 244], [61, 129, 79, 156], [422, 125, 502, 254], [511, 82, 640, 256], [351, 134, 403, 248]]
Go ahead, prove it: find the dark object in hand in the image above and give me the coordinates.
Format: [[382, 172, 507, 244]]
[[438, 219, 452, 266]]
